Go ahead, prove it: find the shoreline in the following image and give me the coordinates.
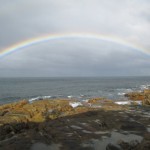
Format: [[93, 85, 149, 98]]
[[0, 90, 149, 150], [1, 76, 150, 106]]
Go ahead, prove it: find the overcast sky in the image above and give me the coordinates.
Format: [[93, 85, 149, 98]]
[[0, 0, 150, 77]]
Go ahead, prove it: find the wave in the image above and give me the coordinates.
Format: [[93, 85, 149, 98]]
[[28, 96, 51, 102], [117, 92, 126, 96], [28, 94, 91, 103], [140, 84, 150, 90], [67, 95, 74, 99], [116, 88, 133, 96]]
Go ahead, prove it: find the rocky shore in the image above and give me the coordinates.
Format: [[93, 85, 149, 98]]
[[0, 90, 150, 150], [125, 89, 150, 105]]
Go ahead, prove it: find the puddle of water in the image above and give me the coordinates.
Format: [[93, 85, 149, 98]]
[[82, 131, 143, 150], [66, 133, 74, 136], [101, 136, 108, 139], [80, 123, 88, 126], [30, 143, 61, 150], [70, 125, 82, 130], [94, 131, 109, 135], [82, 130, 92, 134], [142, 112, 150, 118], [129, 118, 135, 121], [147, 128, 150, 132]]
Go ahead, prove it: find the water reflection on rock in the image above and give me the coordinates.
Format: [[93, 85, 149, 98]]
[[82, 131, 143, 150], [31, 143, 61, 150]]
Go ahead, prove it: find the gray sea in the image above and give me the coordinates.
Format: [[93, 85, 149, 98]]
[[0, 76, 150, 104]]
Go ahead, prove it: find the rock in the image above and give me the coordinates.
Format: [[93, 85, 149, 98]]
[[0, 97, 149, 150], [48, 109, 61, 120], [88, 97, 105, 104], [0, 122, 28, 138], [142, 98, 150, 105], [12, 122, 28, 133], [0, 124, 13, 135], [125, 89, 150, 106], [125, 92, 145, 101], [143, 89, 150, 94], [106, 143, 122, 150], [144, 133, 150, 141], [119, 140, 140, 150], [0, 110, 9, 116], [121, 121, 146, 132]]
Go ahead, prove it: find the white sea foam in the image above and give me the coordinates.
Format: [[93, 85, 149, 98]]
[[116, 88, 133, 97], [29, 97, 40, 102], [28, 96, 51, 103], [116, 88, 133, 92], [140, 84, 150, 90], [82, 99, 89, 102], [117, 92, 126, 96], [69, 102, 82, 108], [115, 101, 131, 105], [42, 96, 51, 99], [67, 95, 73, 99]]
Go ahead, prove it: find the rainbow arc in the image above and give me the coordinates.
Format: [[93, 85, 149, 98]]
[[0, 33, 149, 58]]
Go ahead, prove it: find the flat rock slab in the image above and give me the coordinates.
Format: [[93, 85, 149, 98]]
[[121, 121, 146, 132]]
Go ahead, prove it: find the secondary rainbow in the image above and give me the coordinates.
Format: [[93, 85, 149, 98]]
[[0, 33, 149, 59]]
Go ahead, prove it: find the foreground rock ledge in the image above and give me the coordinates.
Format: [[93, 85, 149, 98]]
[[0, 98, 150, 150]]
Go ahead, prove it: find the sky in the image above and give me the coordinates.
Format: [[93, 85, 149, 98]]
[[0, 0, 150, 77]]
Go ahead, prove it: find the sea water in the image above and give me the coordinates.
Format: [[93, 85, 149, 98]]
[[0, 76, 150, 104]]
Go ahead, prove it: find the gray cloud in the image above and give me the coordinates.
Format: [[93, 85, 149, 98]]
[[0, 0, 150, 77]]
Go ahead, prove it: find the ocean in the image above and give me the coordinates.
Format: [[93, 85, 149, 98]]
[[0, 76, 150, 104]]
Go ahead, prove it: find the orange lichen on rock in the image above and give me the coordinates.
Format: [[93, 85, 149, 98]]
[[125, 92, 145, 100], [101, 103, 128, 111], [88, 97, 105, 104], [125, 89, 150, 106], [0, 99, 77, 125], [142, 99, 150, 105]]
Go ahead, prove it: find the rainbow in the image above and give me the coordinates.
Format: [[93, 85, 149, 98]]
[[0, 33, 149, 59]]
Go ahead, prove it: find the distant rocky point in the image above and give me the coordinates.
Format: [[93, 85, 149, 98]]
[[125, 89, 150, 105]]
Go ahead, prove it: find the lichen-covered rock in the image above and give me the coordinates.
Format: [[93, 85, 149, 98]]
[[0, 97, 149, 150], [88, 97, 105, 104], [143, 89, 150, 94], [142, 98, 150, 105], [125, 89, 150, 106], [125, 92, 145, 100]]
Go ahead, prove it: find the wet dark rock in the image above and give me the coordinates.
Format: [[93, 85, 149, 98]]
[[121, 121, 146, 132], [85, 111, 98, 116], [98, 121, 108, 129], [142, 98, 150, 106], [106, 143, 122, 150], [0, 98, 149, 149], [136, 133, 150, 150], [12, 123, 29, 133], [0, 124, 13, 135], [119, 140, 140, 150], [0, 110, 9, 116]]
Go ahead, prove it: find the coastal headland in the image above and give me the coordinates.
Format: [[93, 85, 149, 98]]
[[0, 90, 150, 150]]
